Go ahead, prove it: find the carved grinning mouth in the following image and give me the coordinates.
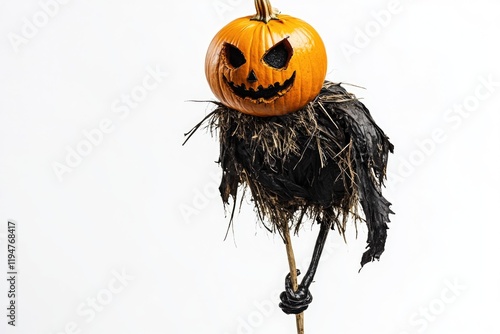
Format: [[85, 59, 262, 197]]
[[223, 71, 296, 102]]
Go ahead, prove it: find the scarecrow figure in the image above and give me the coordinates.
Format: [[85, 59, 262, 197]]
[[185, 0, 393, 332]]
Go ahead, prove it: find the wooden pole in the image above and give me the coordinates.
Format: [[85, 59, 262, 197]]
[[283, 223, 305, 334]]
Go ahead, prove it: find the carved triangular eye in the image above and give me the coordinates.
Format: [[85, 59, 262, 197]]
[[263, 39, 292, 69], [224, 43, 246, 69]]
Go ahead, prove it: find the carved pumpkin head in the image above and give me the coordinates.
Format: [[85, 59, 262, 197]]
[[205, 0, 327, 117]]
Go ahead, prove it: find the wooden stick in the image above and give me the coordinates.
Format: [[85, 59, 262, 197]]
[[283, 223, 305, 334]]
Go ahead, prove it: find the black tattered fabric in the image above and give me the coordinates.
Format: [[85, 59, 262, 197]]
[[185, 81, 394, 314]]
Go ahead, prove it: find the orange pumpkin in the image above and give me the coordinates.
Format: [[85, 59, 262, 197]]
[[205, 0, 328, 117]]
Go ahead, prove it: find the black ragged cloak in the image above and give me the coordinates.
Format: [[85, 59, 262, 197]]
[[185, 81, 394, 267]]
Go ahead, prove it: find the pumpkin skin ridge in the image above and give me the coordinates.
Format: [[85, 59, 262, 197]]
[[205, 13, 327, 116]]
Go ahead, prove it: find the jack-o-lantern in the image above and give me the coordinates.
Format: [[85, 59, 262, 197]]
[[205, 0, 327, 116], [189, 1, 394, 333]]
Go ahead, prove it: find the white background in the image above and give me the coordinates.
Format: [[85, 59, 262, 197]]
[[1, 0, 499, 333]]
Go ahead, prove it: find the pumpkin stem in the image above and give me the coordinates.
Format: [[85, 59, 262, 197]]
[[251, 0, 280, 23]]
